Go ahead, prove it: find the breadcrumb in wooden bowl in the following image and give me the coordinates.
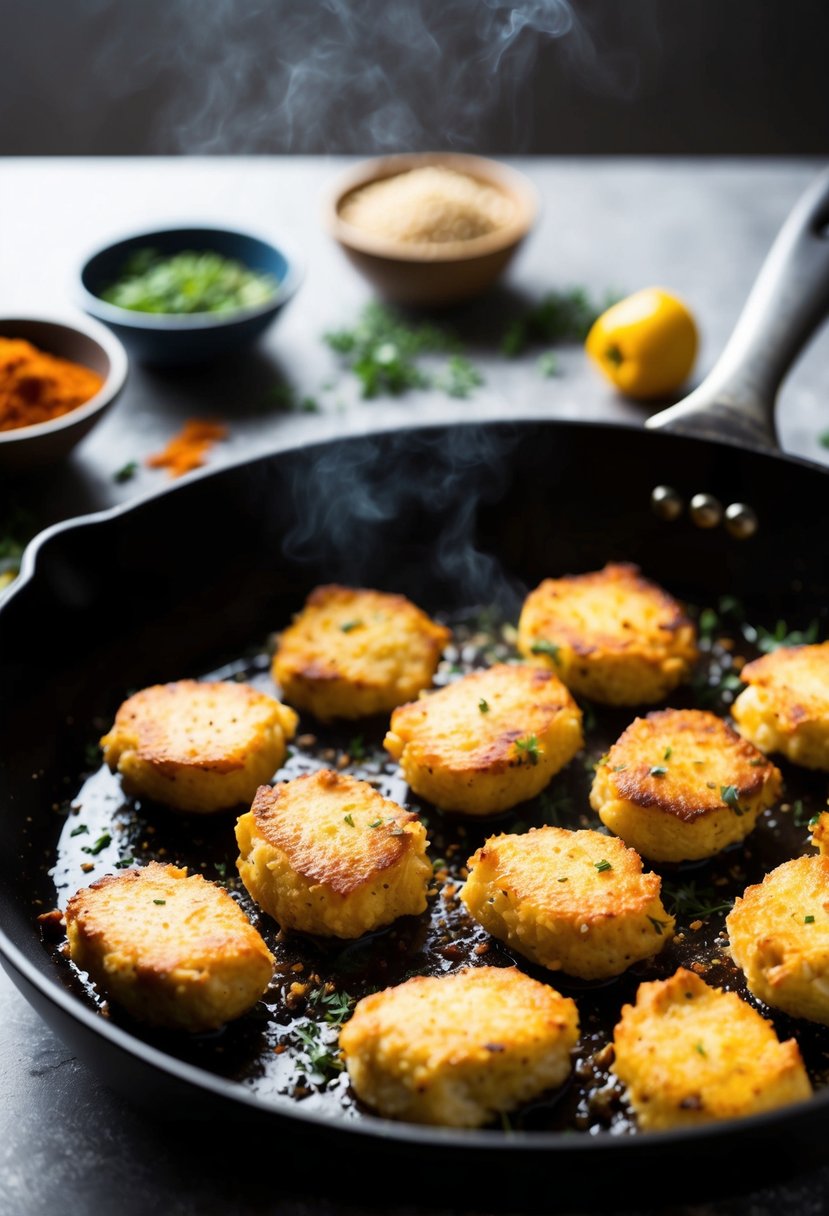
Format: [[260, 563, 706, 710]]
[[323, 152, 538, 307]]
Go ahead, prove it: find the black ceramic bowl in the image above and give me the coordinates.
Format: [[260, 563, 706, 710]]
[[78, 225, 302, 366]]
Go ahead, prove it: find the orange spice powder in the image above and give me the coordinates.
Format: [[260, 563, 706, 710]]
[[146, 419, 228, 478], [0, 337, 104, 432]]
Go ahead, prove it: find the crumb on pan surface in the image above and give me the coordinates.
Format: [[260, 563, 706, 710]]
[[461, 826, 673, 979], [100, 679, 298, 812], [727, 854, 829, 1024], [384, 662, 583, 815], [732, 642, 829, 770], [612, 967, 811, 1131], [235, 769, 431, 938], [272, 584, 450, 722], [590, 708, 781, 861], [338, 166, 515, 246], [340, 965, 578, 1127], [517, 562, 698, 706], [65, 861, 274, 1032]]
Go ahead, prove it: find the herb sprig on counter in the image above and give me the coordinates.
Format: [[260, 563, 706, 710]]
[[501, 287, 619, 356], [324, 302, 483, 399]]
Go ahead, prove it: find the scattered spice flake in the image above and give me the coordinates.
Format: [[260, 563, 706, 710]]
[[146, 419, 228, 478]]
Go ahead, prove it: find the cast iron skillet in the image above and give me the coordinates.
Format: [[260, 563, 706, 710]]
[[2, 171, 829, 1210]]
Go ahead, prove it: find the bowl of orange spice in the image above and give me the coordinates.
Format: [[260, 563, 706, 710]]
[[0, 316, 128, 470]]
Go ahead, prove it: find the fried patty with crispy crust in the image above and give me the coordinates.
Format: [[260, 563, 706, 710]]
[[383, 663, 583, 816], [271, 584, 450, 721], [235, 769, 431, 938], [340, 965, 579, 1128], [612, 968, 811, 1131], [100, 680, 298, 813], [732, 642, 829, 770], [590, 708, 781, 862], [517, 562, 698, 706], [727, 854, 829, 1025], [461, 826, 673, 979], [65, 862, 274, 1032]]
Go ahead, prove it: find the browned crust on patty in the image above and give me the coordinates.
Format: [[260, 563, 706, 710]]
[[606, 709, 777, 823], [250, 770, 419, 895]]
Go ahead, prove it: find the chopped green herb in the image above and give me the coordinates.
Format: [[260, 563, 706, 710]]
[[805, 915, 816, 924], [753, 619, 819, 654], [749, 757, 766, 767], [114, 856, 135, 869], [698, 607, 719, 641], [70, 824, 89, 837], [307, 986, 355, 1026], [594, 859, 612, 873], [340, 619, 362, 633], [694, 1042, 707, 1057], [432, 858, 447, 871], [557, 876, 569, 883], [612, 764, 627, 772], [349, 736, 366, 761], [102, 248, 278, 315], [501, 287, 618, 356], [663, 879, 733, 919], [293, 1021, 344, 1081], [809, 814, 822, 829], [343, 813, 355, 827], [537, 351, 560, 378], [265, 384, 320, 414], [720, 785, 744, 815], [113, 460, 138, 484], [214, 861, 228, 879], [663, 746, 673, 760], [649, 766, 668, 777], [530, 639, 560, 662], [153, 899, 166, 906], [437, 355, 484, 399], [478, 698, 490, 714], [515, 735, 540, 766], [324, 302, 479, 400], [368, 819, 382, 829], [81, 832, 111, 856], [648, 916, 668, 935]]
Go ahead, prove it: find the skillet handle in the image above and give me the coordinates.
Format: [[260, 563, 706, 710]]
[[647, 166, 829, 450]]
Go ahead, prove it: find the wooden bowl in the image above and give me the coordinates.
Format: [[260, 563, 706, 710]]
[[323, 153, 539, 307]]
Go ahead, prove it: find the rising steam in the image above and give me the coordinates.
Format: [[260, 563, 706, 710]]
[[73, 0, 642, 155]]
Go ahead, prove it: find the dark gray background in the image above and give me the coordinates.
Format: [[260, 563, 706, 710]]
[[3, 0, 829, 157]]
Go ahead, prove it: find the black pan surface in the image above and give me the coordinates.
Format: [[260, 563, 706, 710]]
[[2, 419, 829, 1205]]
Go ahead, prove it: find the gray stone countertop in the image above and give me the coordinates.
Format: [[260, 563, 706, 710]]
[[2, 156, 829, 1216]]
